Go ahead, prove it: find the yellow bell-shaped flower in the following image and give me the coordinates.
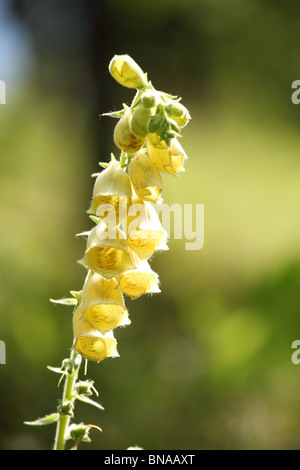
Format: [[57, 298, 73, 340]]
[[87, 160, 132, 225], [128, 152, 163, 203], [109, 54, 146, 89], [116, 260, 160, 300], [79, 221, 137, 279], [146, 133, 187, 176], [123, 199, 168, 261], [80, 273, 130, 334], [73, 321, 119, 363]]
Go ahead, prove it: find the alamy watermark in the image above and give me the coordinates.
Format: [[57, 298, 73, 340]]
[[0, 80, 6, 105], [156, 203, 204, 251], [291, 340, 300, 365], [0, 340, 6, 364], [291, 80, 300, 105], [95, 201, 204, 251]]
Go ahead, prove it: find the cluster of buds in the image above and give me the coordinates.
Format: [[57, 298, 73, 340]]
[[71, 54, 191, 363]]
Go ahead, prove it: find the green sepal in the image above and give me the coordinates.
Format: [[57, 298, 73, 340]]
[[75, 379, 98, 397], [159, 90, 178, 100], [58, 399, 74, 417], [148, 114, 164, 133], [70, 290, 82, 303], [66, 423, 92, 443], [89, 215, 100, 224], [95, 163, 108, 170], [24, 413, 59, 426]]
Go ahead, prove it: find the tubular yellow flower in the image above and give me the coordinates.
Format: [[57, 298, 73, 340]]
[[87, 160, 132, 224], [124, 199, 168, 261], [34, 54, 193, 451], [79, 222, 137, 279], [109, 54, 146, 89], [84, 304, 129, 335], [81, 273, 130, 334], [73, 307, 119, 362], [116, 260, 160, 300], [73, 331, 119, 363], [146, 133, 187, 176], [114, 111, 145, 154], [128, 152, 163, 203]]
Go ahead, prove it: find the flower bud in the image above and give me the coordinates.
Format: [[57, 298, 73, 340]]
[[109, 55, 146, 89], [79, 221, 137, 279], [147, 114, 164, 134], [88, 160, 132, 224], [141, 92, 159, 109], [130, 104, 156, 137], [116, 260, 160, 300], [165, 102, 191, 128], [128, 152, 163, 203], [114, 111, 145, 153], [146, 133, 187, 176]]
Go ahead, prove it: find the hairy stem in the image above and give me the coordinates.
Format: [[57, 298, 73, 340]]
[[53, 350, 82, 450]]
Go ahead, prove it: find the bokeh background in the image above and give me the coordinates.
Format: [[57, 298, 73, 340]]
[[0, 0, 300, 450]]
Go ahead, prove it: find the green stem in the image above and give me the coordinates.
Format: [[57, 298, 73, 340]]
[[120, 150, 128, 168], [53, 350, 82, 450]]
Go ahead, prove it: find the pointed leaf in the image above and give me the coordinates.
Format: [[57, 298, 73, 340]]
[[24, 413, 59, 426], [47, 365, 66, 375], [89, 215, 100, 224], [76, 394, 104, 411], [50, 298, 77, 306], [75, 231, 91, 238]]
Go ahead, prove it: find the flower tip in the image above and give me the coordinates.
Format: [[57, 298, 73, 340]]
[[109, 54, 146, 89]]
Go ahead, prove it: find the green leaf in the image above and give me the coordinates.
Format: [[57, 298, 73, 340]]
[[50, 298, 78, 306], [76, 394, 104, 411], [75, 230, 91, 238], [89, 215, 100, 224], [101, 109, 125, 118], [47, 365, 67, 375], [24, 413, 59, 426]]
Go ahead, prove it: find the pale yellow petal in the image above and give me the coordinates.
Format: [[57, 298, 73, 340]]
[[127, 229, 168, 261], [128, 153, 163, 203], [147, 134, 187, 176], [82, 273, 123, 307], [88, 160, 132, 220], [80, 245, 136, 279], [73, 332, 119, 363], [79, 224, 137, 279], [116, 261, 160, 300], [84, 304, 130, 334]]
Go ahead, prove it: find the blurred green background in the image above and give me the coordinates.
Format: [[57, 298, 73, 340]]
[[0, 0, 300, 450]]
